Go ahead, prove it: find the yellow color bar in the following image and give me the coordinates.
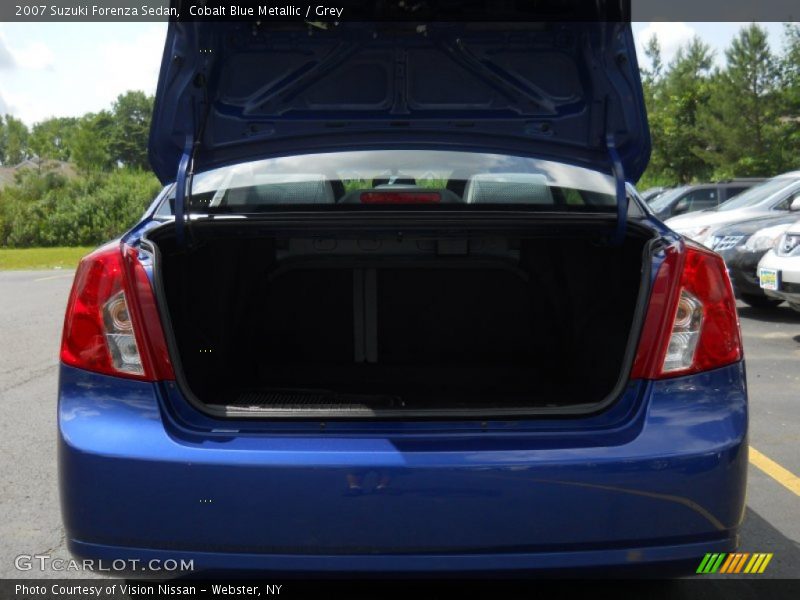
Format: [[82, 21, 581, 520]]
[[745, 554, 764, 573], [758, 554, 773, 574]]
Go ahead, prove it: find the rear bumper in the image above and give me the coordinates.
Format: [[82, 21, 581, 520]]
[[58, 363, 748, 574], [757, 252, 800, 304], [759, 251, 800, 304], [67, 538, 734, 575], [718, 248, 767, 297]]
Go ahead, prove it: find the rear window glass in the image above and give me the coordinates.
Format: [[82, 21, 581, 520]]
[[161, 150, 617, 213], [648, 187, 687, 212], [717, 177, 799, 211]]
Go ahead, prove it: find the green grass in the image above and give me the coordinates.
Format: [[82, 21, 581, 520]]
[[0, 247, 93, 270]]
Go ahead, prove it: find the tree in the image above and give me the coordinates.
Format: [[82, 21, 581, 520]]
[[640, 37, 715, 185], [69, 111, 115, 172], [782, 23, 800, 102], [776, 23, 800, 170], [0, 116, 5, 164], [663, 38, 715, 182], [109, 91, 153, 169], [1, 115, 30, 165], [698, 24, 783, 176], [29, 117, 78, 162], [639, 36, 670, 187], [641, 35, 663, 95]]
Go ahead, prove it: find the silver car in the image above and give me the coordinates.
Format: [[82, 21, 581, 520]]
[[665, 172, 800, 245]]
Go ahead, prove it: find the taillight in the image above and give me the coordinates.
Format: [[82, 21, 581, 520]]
[[61, 242, 174, 381], [631, 240, 742, 379], [360, 191, 441, 204]]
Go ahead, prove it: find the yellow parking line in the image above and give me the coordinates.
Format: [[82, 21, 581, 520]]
[[749, 446, 800, 497]]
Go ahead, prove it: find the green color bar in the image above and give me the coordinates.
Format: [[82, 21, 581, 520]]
[[697, 554, 713, 574], [710, 553, 727, 573]]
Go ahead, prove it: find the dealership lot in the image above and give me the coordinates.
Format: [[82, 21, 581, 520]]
[[0, 269, 797, 579]]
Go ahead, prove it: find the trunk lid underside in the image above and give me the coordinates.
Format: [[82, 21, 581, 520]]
[[149, 18, 650, 185]]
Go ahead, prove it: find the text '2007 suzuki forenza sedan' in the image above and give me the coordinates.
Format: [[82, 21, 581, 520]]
[[59, 6, 747, 576]]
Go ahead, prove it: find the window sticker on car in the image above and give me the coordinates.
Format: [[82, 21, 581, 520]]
[[759, 268, 780, 291]]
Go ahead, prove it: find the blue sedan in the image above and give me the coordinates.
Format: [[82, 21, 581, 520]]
[[58, 15, 746, 576]]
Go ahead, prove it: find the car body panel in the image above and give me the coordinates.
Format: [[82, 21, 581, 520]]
[[710, 213, 800, 244], [651, 182, 761, 221], [149, 20, 650, 186], [59, 361, 747, 569], [759, 243, 800, 308], [711, 214, 800, 299], [66, 539, 733, 575], [722, 248, 777, 299], [667, 207, 775, 239], [665, 174, 800, 243], [782, 218, 800, 237], [759, 252, 800, 285]]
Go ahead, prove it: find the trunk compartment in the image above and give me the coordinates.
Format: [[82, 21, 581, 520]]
[[149, 221, 651, 418]]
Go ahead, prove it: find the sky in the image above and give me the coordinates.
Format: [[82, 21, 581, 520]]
[[0, 21, 792, 126]]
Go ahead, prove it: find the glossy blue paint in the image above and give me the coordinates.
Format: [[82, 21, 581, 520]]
[[60, 181, 745, 573], [64, 32, 742, 569], [59, 359, 747, 572], [149, 21, 651, 185], [67, 538, 732, 574]]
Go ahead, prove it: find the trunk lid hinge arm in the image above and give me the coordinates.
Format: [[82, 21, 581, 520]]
[[607, 134, 627, 246], [175, 26, 214, 246], [174, 134, 194, 246]]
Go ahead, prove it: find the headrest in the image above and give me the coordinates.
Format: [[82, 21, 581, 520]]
[[464, 173, 553, 205], [226, 174, 334, 205]]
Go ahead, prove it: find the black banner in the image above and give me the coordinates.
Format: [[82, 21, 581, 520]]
[[3, 578, 800, 600], [1, 0, 799, 23]]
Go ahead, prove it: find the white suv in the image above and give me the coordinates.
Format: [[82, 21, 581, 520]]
[[758, 217, 800, 312]]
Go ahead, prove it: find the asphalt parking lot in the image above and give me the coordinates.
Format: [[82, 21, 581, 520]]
[[0, 269, 798, 580]]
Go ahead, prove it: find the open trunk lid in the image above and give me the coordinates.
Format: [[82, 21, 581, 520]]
[[149, 5, 650, 187], [143, 3, 657, 420]]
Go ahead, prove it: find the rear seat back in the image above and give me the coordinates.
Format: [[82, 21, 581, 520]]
[[464, 173, 553, 205], [226, 174, 335, 206]]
